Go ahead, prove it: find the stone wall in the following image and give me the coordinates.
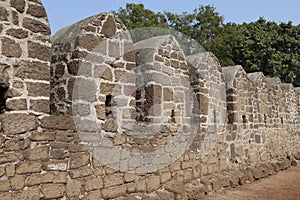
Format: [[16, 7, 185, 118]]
[[0, 0, 51, 115], [0, 1, 299, 199]]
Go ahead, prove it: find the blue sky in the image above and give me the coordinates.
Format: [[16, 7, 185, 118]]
[[41, 0, 300, 35]]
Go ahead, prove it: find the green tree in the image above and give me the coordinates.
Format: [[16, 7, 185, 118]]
[[166, 5, 224, 51], [115, 3, 168, 29], [115, 3, 300, 86], [228, 18, 300, 86]]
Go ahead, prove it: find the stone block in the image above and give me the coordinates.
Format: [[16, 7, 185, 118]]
[[23, 17, 50, 35], [27, 82, 50, 97], [10, 0, 25, 13], [28, 41, 51, 61], [24, 146, 49, 161], [0, 63, 9, 86], [1, 113, 37, 135], [73, 103, 90, 116], [0, 152, 23, 164], [156, 189, 175, 200], [104, 173, 124, 188], [43, 160, 68, 171], [69, 166, 93, 179], [102, 185, 127, 199], [68, 143, 87, 152], [41, 184, 65, 199], [146, 175, 160, 192], [6, 98, 27, 111], [75, 34, 104, 52], [72, 78, 97, 102], [16, 162, 42, 174], [40, 115, 76, 130], [14, 60, 50, 81], [26, 174, 41, 186], [1, 37, 22, 58], [29, 132, 55, 141], [0, 166, 5, 177], [164, 180, 185, 194], [85, 190, 102, 199], [0, 6, 9, 21], [20, 186, 40, 200], [5, 164, 15, 177], [101, 15, 117, 37], [0, 180, 11, 192], [30, 99, 50, 113], [66, 179, 82, 197], [26, 4, 47, 18], [85, 176, 103, 191], [7, 28, 28, 39], [10, 175, 25, 190], [69, 152, 90, 169], [4, 138, 23, 151]]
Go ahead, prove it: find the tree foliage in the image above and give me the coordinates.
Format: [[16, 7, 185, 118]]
[[115, 3, 300, 86]]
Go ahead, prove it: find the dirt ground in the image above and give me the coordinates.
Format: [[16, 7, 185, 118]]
[[205, 165, 300, 200]]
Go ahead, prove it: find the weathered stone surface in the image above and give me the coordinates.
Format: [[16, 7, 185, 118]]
[[41, 184, 65, 199], [0, 7, 9, 21], [7, 28, 28, 39], [0, 63, 9, 86], [0, 180, 11, 192], [28, 41, 51, 61], [69, 166, 93, 179], [6, 99, 27, 111], [101, 15, 117, 37], [104, 173, 124, 188], [5, 164, 15, 177], [164, 180, 185, 194], [10, 0, 25, 13], [27, 4, 47, 18], [29, 132, 56, 141], [23, 17, 50, 35], [69, 152, 90, 169], [85, 190, 102, 199], [0, 152, 23, 164], [1, 37, 22, 58], [40, 115, 76, 130], [102, 185, 127, 199], [75, 34, 104, 51], [66, 179, 82, 197], [11, 175, 25, 190], [27, 82, 50, 97], [4, 138, 23, 151], [43, 160, 68, 171], [30, 99, 50, 113], [85, 176, 103, 191], [16, 162, 42, 174], [1, 113, 37, 135], [14, 60, 50, 81], [156, 189, 175, 200], [20, 186, 40, 200], [24, 146, 49, 161], [146, 175, 161, 192]]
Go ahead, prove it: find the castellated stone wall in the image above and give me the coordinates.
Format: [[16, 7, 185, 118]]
[[0, 1, 299, 199]]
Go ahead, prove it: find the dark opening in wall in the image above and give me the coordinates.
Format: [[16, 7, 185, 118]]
[[264, 114, 267, 124], [281, 117, 284, 124], [105, 95, 113, 116], [171, 109, 176, 123], [242, 115, 247, 123], [0, 86, 8, 114], [105, 95, 113, 107]]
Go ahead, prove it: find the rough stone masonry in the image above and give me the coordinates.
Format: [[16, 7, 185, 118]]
[[0, 0, 299, 199]]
